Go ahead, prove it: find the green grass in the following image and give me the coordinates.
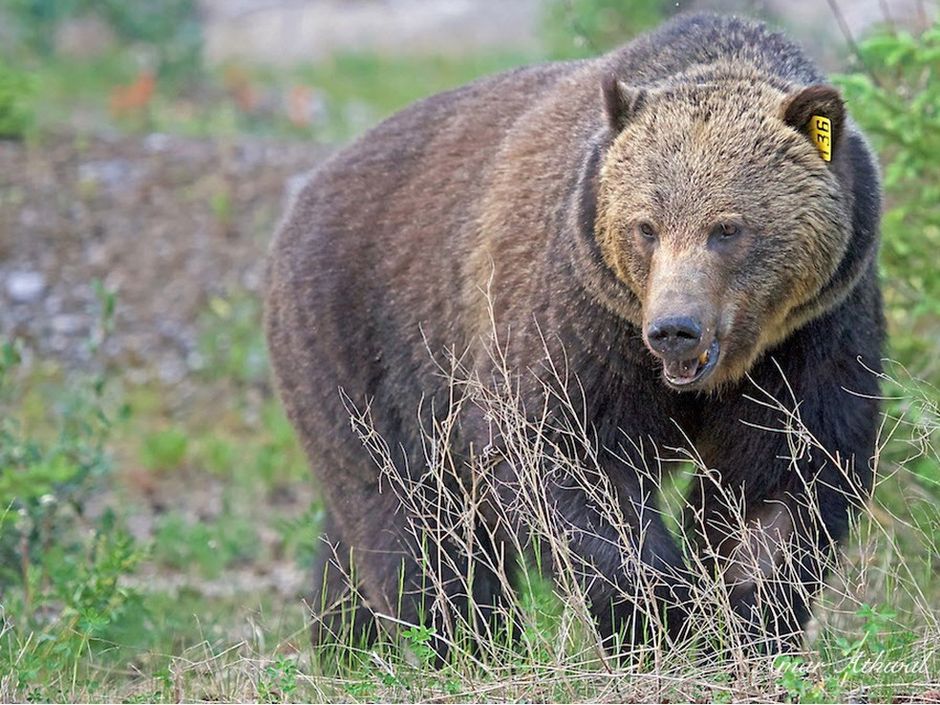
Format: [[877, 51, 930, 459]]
[[139, 427, 189, 471]]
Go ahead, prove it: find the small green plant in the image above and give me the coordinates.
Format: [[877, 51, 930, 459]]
[[0, 61, 34, 139], [0, 283, 146, 700], [401, 625, 437, 668], [776, 604, 921, 703], [775, 655, 814, 703], [345, 678, 376, 699], [257, 654, 299, 703], [0, 284, 121, 590], [198, 295, 269, 387], [197, 434, 238, 476], [139, 426, 189, 471]]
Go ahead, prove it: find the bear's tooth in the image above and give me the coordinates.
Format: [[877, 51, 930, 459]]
[[698, 350, 709, 366]]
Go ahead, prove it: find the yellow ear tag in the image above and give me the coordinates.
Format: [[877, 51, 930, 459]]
[[807, 114, 832, 162]]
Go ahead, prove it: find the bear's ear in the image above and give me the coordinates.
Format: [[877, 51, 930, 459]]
[[602, 75, 646, 133], [781, 84, 845, 163]]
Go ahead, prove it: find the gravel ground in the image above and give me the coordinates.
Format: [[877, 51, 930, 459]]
[[0, 133, 330, 600], [0, 133, 330, 382]]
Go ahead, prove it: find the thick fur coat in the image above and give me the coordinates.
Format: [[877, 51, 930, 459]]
[[266, 14, 884, 653]]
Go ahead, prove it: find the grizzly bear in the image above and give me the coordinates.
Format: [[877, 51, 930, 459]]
[[265, 13, 883, 655]]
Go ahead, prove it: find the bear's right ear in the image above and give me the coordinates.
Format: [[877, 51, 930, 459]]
[[602, 75, 646, 133]]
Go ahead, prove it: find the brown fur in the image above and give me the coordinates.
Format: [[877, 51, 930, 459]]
[[265, 14, 883, 654]]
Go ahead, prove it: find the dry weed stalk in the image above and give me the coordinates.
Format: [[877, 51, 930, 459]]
[[317, 312, 939, 701]]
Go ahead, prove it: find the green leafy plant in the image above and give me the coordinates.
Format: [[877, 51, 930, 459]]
[[0, 61, 34, 139], [0, 283, 146, 699], [832, 21, 940, 508], [836, 23, 940, 382], [139, 426, 190, 471], [257, 654, 299, 703], [0, 287, 119, 590], [401, 625, 437, 668], [776, 604, 921, 703]]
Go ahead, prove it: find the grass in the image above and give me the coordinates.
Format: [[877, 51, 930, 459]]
[[3, 283, 937, 702]]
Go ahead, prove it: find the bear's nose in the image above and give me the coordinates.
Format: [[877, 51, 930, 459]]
[[646, 315, 702, 358]]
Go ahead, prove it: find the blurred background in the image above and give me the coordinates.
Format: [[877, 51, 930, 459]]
[[0, 0, 937, 701]]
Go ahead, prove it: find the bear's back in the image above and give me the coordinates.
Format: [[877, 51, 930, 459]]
[[607, 14, 826, 88], [264, 60, 584, 439]]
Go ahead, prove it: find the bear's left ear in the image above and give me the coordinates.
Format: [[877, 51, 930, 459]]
[[782, 84, 845, 163], [602, 74, 646, 133]]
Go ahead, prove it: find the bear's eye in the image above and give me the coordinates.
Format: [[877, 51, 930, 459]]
[[712, 222, 741, 240], [637, 221, 658, 242]]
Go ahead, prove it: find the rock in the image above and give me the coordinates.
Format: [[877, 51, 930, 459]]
[[19, 208, 38, 228], [78, 159, 141, 195], [144, 133, 172, 154], [51, 314, 85, 336], [6, 271, 46, 303]]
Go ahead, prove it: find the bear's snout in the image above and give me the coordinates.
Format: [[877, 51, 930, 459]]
[[643, 309, 721, 390], [646, 315, 702, 358]]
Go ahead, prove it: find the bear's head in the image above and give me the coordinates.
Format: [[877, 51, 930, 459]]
[[595, 67, 852, 392]]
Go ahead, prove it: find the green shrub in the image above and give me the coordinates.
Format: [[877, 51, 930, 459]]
[[0, 511, 146, 700], [836, 23, 940, 379], [834, 22, 940, 495], [140, 426, 190, 471], [0, 340, 114, 589], [0, 61, 33, 139], [0, 284, 146, 698], [257, 654, 299, 703]]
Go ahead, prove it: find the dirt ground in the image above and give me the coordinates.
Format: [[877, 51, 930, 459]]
[[0, 134, 330, 383], [0, 134, 334, 605]]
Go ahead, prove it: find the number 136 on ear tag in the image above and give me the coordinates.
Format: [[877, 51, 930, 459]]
[[808, 115, 832, 162]]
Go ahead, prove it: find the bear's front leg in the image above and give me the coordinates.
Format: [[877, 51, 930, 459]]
[[690, 357, 880, 654], [528, 452, 699, 652]]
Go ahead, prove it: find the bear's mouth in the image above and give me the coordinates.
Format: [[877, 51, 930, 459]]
[[661, 338, 720, 389]]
